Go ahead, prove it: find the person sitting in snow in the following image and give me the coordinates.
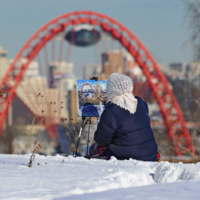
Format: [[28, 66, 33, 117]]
[[91, 73, 158, 161]]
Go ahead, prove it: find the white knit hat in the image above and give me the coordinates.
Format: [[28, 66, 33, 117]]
[[107, 73, 138, 114]]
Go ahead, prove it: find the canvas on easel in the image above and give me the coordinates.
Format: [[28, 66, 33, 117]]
[[76, 80, 107, 117]]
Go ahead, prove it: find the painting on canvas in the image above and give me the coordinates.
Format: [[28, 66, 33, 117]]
[[76, 80, 107, 117]]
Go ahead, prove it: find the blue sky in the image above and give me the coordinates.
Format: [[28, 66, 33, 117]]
[[0, 0, 193, 77], [77, 80, 107, 91]]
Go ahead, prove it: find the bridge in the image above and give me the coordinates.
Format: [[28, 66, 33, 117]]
[[0, 11, 194, 156]]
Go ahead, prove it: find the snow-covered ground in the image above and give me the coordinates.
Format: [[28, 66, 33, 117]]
[[0, 154, 200, 200]]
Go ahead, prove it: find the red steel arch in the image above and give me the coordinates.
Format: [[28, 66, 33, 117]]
[[0, 11, 193, 156], [80, 83, 94, 94]]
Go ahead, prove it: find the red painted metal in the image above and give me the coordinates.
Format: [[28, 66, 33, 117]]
[[66, 27, 75, 62], [0, 11, 193, 155], [80, 83, 94, 94]]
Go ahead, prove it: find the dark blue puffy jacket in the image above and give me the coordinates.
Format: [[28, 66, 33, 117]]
[[94, 96, 157, 161]]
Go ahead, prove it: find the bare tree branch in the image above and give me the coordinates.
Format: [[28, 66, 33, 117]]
[[185, 0, 200, 60]]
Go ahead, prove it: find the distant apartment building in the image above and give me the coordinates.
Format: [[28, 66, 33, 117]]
[[59, 77, 77, 123], [49, 61, 74, 88], [83, 64, 101, 80], [13, 59, 78, 125], [100, 49, 125, 80], [50, 61, 73, 74], [165, 62, 200, 85], [0, 46, 11, 128], [10, 57, 39, 79], [8, 59, 75, 126], [50, 61, 78, 123], [9, 58, 44, 125], [0, 46, 78, 134], [99, 49, 147, 81], [0, 46, 9, 81]]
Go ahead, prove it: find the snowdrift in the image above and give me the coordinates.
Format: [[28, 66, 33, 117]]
[[0, 154, 200, 200]]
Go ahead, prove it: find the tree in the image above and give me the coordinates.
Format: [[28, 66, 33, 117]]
[[185, 0, 200, 60]]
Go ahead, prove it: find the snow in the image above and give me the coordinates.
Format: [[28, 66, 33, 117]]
[[0, 154, 200, 200]]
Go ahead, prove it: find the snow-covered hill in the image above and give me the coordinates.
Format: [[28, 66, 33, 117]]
[[0, 154, 200, 200]]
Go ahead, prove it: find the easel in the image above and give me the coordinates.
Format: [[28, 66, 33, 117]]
[[73, 77, 98, 157]]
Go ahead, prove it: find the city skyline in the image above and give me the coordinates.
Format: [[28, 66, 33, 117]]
[[0, 0, 193, 78]]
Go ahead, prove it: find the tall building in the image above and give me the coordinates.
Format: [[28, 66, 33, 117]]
[[9, 58, 39, 79], [13, 76, 63, 125], [165, 62, 200, 86], [83, 64, 101, 80], [99, 49, 145, 81], [0, 46, 9, 81], [51, 61, 78, 123], [59, 78, 77, 123], [0, 47, 78, 134], [50, 61, 73, 74], [0, 46, 11, 127], [67, 89, 77, 123], [49, 61, 74, 88], [9, 58, 42, 126], [101, 49, 125, 80]]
